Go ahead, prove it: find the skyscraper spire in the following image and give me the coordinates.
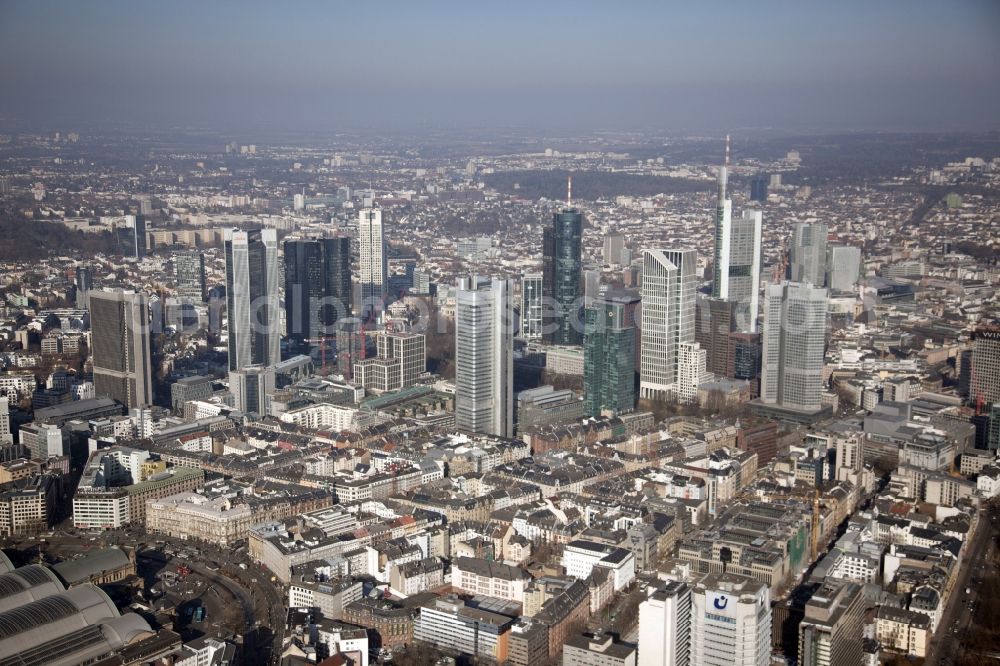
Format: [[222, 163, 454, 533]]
[[567, 175, 572, 208], [718, 136, 729, 203], [712, 135, 734, 301]]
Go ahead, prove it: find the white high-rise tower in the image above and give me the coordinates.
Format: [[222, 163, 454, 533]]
[[639, 581, 691, 666], [761, 281, 829, 413], [640, 248, 696, 401], [690, 574, 772, 666], [677, 342, 711, 404], [712, 137, 763, 332], [712, 135, 733, 300], [520, 272, 543, 341], [0, 396, 10, 445], [455, 276, 514, 437], [358, 207, 387, 320]]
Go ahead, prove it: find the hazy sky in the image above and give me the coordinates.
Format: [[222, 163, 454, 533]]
[[1, 0, 999, 133]]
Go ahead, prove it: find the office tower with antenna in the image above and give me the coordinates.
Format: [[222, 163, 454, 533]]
[[712, 136, 763, 332], [542, 176, 584, 345]]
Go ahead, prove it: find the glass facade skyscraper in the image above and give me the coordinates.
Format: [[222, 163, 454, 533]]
[[712, 139, 762, 333], [729, 332, 762, 382], [988, 404, 1000, 452], [695, 296, 735, 378], [229, 365, 275, 415], [284, 237, 352, 344], [750, 175, 768, 202], [175, 250, 206, 302], [543, 207, 583, 345], [75, 266, 92, 306], [584, 298, 635, 417], [225, 228, 279, 371], [284, 239, 325, 342], [825, 244, 862, 293], [712, 138, 733, 303], [728, 210, 763, 332], [322, 237, 352, 321], [117, 214, 147, 259], [790, 222, 829, 287]]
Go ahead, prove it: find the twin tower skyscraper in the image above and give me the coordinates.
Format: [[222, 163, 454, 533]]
[[225, 207, 387, 374]]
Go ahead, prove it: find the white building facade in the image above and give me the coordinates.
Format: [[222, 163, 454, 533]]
[[640, 249, 696, 401], [454, 277, 514, 438]]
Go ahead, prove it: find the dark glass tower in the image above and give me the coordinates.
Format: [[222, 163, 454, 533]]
[[543, 206, 583, 345], [134, 214, 147, 259], [583, 299, 635, 417], [284, 240, 325, 342], [695, 296, 736, 377], [284, 237, 353, 344], [117, 215, 147, 259], [322, 237, 352, 324], [730, 332, 762, 382]]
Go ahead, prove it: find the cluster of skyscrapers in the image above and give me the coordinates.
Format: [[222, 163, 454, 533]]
[[221, 211, 385, 412], [518, 138, 840, 423], [453, 139, 841, 433], [83, 143, 854, 429], [84, 208, 389, 415], [637, 138, 764, 406]]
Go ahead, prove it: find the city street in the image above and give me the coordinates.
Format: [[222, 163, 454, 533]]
[[925, 505, 997, 666], [139, 538, 287, 666]]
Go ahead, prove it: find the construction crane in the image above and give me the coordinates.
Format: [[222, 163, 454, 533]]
[[319, 318, 370, 380], [811, 488, 821, 562], [304, 336, 334, 371]]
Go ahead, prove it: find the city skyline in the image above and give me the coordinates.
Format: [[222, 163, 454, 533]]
[[0, 4, 996, 664]]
